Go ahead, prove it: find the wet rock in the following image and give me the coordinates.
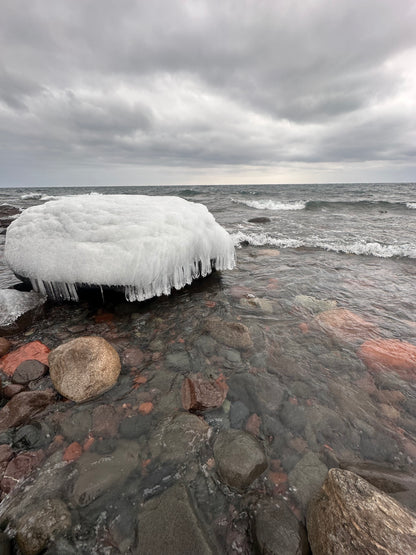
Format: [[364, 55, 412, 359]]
[[0, 337, 11, 357], [193, 335, 217, 357], [0, 444, 13, 476], [165, 351, 191, 371], [245, 413, 261, 437], [205, 317, 253, 350], [1, 450, 45, 494], [280, 401, 306, 435], [0, 289, 46, 336], [181, 374, 228, 411], [2, 383, 26, 399], [49, 336, 121, 402], [312, 308, 378, 345], [137, 483, 216, 554], [360, 430, 399, 463], [230, 401, 250, 429], [0, 531, 11, 554], [70, 440, 140, 507], [0, 390, 55, 433], [119, 413, 152, 439], [340, 460, 416, 511], [62, 441, 83, 462], [121, 347, 144, 367], [252, 498, 308, 555], [306, 404, 347, 444], [228, 372, 284, 415], [92, 404, 120, 438], [0, 341, 50, 377], [288, 451, 328, 509], [307, 468, 416, 554], [16, 498, 71, 555], [221, 347, 242, 364], [358, 339, 416, 382], [149, 412, 209, 463], [213, 429, 267, 491], [248, 216, 271, 223], [13, 422, 52, 450], [12, 360, 48, 385], [240, 297, 274, 314], [294, 294, 337, 314], [229, 285, 254, 299]]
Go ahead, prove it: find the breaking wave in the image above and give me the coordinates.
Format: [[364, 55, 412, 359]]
[[407, 202, 416, 209], [232, 231, 416, 259], [21, 193, 58, 201], [232, 199, 306, 210]]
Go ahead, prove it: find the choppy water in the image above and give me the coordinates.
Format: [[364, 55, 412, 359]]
[[1, 183, 416, 552]]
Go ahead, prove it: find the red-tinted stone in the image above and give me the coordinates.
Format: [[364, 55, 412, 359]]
[[0, 337, 11, 357], [357, 339, 416, 381], [2, 383, 26, 399], [182, 374, 228, 411], [245, 413, 261, 437], [92, 404, 120, 438], [229, 285, 253, 299], [312, 309, 378, 345], [94, 312, 115, 324], [0, 390, 55, 432], [1, 450, 44, 494], [0, 445, 13, 477], [63, 442, 83, 462], [138, 402, 154, 415], [121, 347, 144, 368], [12, 359, 48, 385], [0, 341, 50, 377]]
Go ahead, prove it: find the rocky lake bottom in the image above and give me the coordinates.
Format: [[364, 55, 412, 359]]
[[1, 242, 416, 553]]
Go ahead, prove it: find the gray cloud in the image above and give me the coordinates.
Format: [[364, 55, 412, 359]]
[[0, 0, 415, 186]]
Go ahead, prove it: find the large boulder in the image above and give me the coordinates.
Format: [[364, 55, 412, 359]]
[[213, 429, 267, 491], [48, 336, 121, 402], [137, 484, 216, 554], [307, 468, 416, 554], [0, 289, 46, 335], [357, 338, 416, 382]]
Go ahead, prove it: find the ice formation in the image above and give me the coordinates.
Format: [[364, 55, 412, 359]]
[[5, 194, 236, 301]]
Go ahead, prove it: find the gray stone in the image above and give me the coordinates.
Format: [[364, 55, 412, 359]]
[[12, 360, 48, 385], [240, 297, 275, 314], [205, 317, 253, 350], [119, 414, 152, 439], [165, 351, 191, 372], [280, 401, 306, 435], [137, 484, 216, 554], [307, 468, 416, 554], [16, 498, 71, 555], [70, 440, 140, 507], [288, 451, 328, 509], [294, 294, 337, 314], [252, 498, 308, 555], [49, 336, 121, 403], [149, 412, 209, 463], [213, 429, 267, 491], [194, 335, 217, 357], [0, 289, 46, 335], [59, 409, 92, 442], [230, 401, 250, 428]]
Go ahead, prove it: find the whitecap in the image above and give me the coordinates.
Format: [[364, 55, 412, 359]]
[[232, 199, 306, 211]]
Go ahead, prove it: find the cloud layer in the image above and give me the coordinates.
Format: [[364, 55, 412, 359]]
[[1, 0, 415, 186]]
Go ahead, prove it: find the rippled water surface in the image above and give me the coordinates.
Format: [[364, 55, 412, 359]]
[[0, 183, 416, 553]]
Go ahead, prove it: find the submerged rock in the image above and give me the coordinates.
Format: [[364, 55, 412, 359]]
[[307, 468, 416, 554], [240, 297, 274, 314], [0, 338, 11, 357], [1, 450, 45, 495], [288, 451, 328, 509], [0, 341, 50, 377], [137, 483, 216, 554], [213, 429, 267, 491], [12, 360, 48, 385], [181, 374, 228, 411], [294, 294, 337, 314], [0, 390, 55, 433], [0, 289, 46, 335], [252, 498, 308, 555], [312, 308, 378, 345], [357, 339, 416, 382], [205, 317, 253, 350], [16, 498, 71, 555], [48, 336, 121, 402]]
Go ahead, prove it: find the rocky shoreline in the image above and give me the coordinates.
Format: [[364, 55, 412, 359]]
[[0, 283, 416, 553]]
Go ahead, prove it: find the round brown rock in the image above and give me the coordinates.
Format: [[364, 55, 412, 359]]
[[48, 336, 121, 403]]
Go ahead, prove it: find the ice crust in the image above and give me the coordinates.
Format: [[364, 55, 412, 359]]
[[5, 194, 236, 301]]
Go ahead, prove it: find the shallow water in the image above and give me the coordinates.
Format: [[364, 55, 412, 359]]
[[0, 183, 416, 552]]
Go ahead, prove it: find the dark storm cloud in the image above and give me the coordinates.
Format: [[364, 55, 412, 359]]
[[0, 0, 415, 185]]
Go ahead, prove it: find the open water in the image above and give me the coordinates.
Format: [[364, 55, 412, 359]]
[[0, 183, 416, 553]]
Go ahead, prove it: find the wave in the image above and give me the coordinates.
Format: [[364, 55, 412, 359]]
[[232, 198, 306, 211], [232, 197, 416, 212], [232, 231, 416, 259], [21, 193, 58, 201]]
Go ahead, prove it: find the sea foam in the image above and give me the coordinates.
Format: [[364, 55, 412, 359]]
[[232, 198, 306, 210]]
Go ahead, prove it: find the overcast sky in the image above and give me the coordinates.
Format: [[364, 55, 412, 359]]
[[1, 0, 415, 187]]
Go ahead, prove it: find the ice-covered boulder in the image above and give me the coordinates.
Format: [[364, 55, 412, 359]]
[[5, 194, 235, 302]]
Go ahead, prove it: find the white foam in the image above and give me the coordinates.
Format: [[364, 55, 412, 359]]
[[232, 199, 306, 211], [20, 193, 58, 201], [406, 202, 416, 209], [5, 194, 236, 301], [232, 231, 416, 258]]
